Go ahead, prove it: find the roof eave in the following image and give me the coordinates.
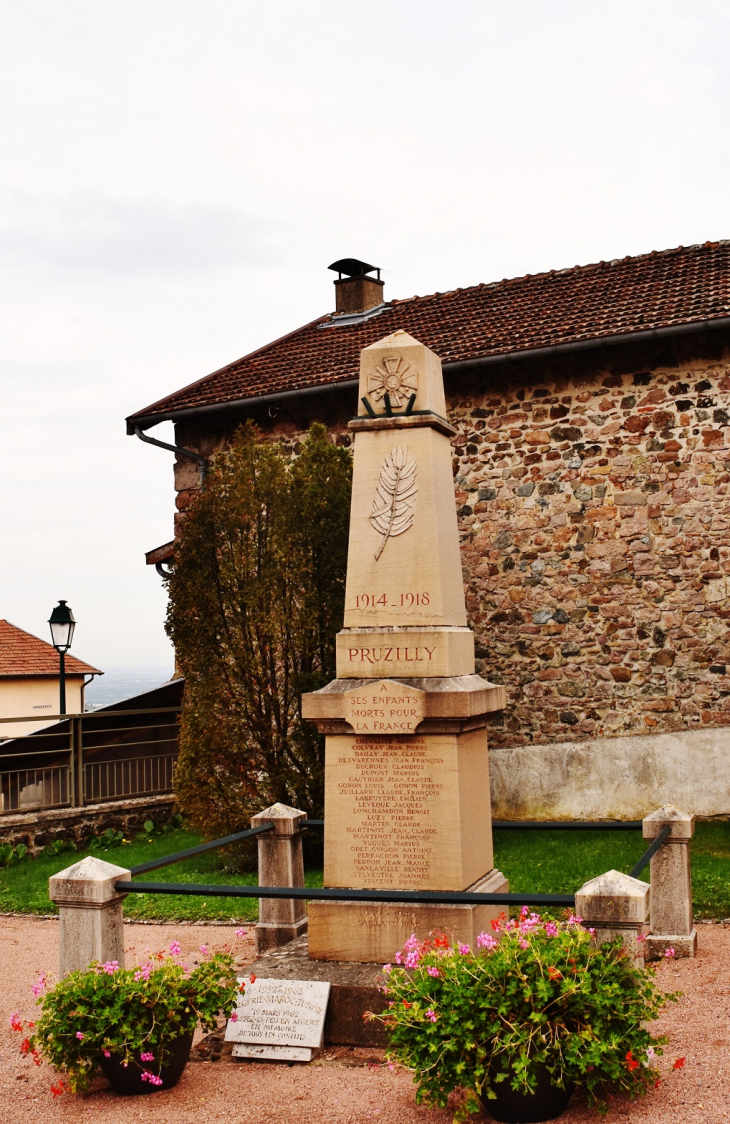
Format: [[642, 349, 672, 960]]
[[126, 314, 730, 432], [0, 669, 102, 679]]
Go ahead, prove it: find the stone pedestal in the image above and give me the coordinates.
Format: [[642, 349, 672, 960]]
[[575, 869, 650, 964], [48, 855, 130, 977], [302, 331, 506, 963], [308, 869, 508, 963], [251, 803, 308, 954], [643, 804, 697, 959]]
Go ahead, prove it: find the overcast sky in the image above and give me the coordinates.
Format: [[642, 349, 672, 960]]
[[1, 0, 729, 673]]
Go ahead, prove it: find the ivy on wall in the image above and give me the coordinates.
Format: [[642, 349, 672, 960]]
[[167, 421, 352, 836]]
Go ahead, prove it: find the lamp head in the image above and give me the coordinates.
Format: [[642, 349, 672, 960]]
[[48, 600, 76, 653]]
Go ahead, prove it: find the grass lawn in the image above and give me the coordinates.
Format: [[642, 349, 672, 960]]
[[494, 820, 730, 920], [0, 828, 323, 924], [1, 821, 729, 922]]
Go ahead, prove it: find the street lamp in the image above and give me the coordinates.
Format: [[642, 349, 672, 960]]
[[48, 600, 76, 715]]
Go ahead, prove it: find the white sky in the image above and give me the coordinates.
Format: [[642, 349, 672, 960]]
[[1, 0, 729, 671]]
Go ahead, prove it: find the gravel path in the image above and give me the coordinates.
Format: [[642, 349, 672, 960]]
[[1, 917, 728, 1124]]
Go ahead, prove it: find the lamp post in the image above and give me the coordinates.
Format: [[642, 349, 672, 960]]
[[48, 600, 76, 716]]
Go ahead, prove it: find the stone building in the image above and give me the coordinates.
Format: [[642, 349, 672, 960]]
[[127, 245, 730, 820]]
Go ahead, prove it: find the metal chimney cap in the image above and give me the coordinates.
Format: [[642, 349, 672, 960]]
[[328, 258, 380, 279]]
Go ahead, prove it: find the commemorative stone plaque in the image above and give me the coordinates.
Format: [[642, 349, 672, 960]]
[[302, 330, 507, 962], [225, 977, 330, 1062]]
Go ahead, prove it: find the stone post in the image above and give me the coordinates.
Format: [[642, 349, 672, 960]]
[[643, 804, 697, 959], [48, 855, 130, 977], [575, 869, 650, 964], [252, 802, 308, 954]]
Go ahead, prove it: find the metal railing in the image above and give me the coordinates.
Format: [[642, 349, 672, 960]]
[[84, 753, 177, 804], [1, 764, 70, 814], [0, 706, 180, 815]]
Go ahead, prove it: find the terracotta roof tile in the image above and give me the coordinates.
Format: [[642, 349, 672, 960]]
[[128, 240, 730, 425], [0, 620, 102, 678]]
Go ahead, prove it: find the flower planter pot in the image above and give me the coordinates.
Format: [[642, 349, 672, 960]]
[[98, 1031, 195, 1096], [482, 1068, 574, 1124]]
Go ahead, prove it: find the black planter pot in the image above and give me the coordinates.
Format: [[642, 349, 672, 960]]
[[482, 1069, 574, 1124], [98, 1031, 195, 1096]]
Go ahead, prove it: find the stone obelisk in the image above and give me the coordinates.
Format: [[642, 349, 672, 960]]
[[303, 330, 506, 962]]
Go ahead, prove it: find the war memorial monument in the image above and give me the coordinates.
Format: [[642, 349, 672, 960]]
[[302, 328, 507, 963]]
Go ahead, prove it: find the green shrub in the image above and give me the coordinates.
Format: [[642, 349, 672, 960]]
[[167, 421, 351, 836], [42, 839, 76, 858], [88, 828, 125, 852], [0, 842, 29, 867]]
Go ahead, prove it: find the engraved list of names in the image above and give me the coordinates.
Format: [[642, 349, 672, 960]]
[[324, 735, 460, 891]]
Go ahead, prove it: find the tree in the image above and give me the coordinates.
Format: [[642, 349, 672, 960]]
[[166, 421, 351, 836]]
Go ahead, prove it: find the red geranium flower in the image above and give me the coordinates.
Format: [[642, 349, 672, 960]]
[[673, 1057, 685, 1070]]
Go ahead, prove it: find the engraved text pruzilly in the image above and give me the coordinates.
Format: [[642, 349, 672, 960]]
[[347, 646, 436, 663]]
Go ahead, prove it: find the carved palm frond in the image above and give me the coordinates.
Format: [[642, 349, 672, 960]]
[[370, 446, 418, 560]]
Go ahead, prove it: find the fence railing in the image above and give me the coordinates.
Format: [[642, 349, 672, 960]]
[[84, 753, 177, 804], [0, 764, 71, 814], [0, 706, 180, 815]]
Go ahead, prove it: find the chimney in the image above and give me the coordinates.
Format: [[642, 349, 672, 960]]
[[329, 258, 384, 315]]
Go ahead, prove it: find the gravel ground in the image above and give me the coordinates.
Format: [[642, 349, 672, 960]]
[[1, 917, 728, 1124]]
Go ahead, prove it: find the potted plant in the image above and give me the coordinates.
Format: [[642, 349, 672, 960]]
[[372, 911, 678, 1123], [12, 939, 241, 1096]]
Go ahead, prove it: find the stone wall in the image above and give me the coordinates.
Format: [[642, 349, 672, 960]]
[[0, 794, 177, 854], [450, 331, 730, 754], [172, 329, 730, 817]]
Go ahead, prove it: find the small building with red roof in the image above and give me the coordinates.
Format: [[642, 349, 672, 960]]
[[0, 620, 102, 737]]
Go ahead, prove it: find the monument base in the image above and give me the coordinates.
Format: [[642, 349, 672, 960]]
[[255, 915, 309, 954], [645, 929, 697, 960], [308, 869, 508, 963]]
